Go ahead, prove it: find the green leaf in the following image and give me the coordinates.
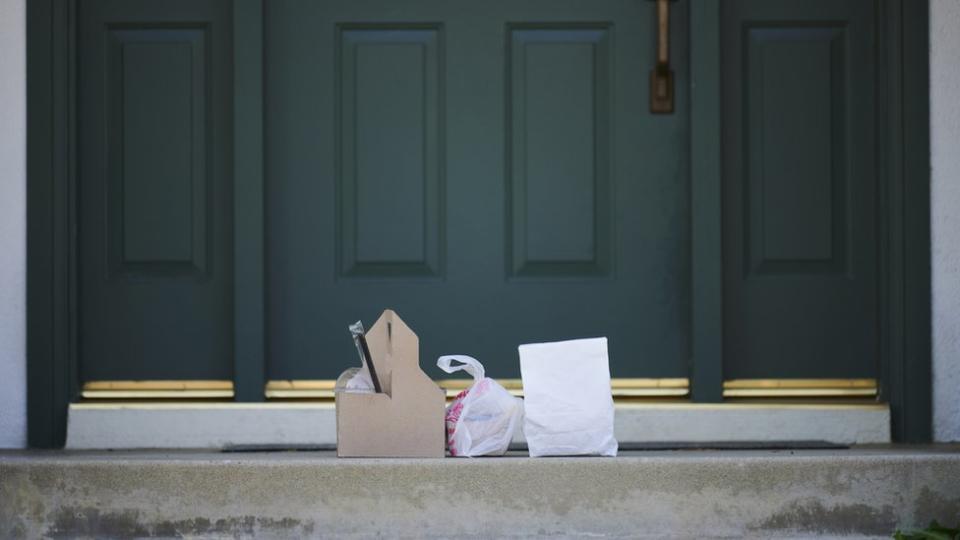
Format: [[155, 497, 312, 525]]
[[891, 521, 960, 540]]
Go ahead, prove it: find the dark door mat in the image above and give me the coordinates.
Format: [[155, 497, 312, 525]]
[[612, 441, 849, 451], [504, 441, 848, 452], [222, 444, 337, 453], [223, 440, 848, 453]]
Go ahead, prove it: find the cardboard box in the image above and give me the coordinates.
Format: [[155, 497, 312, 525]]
[[335, 310, 446, 457]]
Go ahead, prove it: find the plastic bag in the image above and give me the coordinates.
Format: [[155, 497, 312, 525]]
[[518, 337, 617, 457], [437, 355, 524, 457], [339, 367, 375, 393]]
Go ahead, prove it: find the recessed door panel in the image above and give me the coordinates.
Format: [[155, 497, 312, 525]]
[[746, 27, 847, 276], [108, 29, 209, 277], [338, 26, 444, 278], [507, 26, 612, 277]]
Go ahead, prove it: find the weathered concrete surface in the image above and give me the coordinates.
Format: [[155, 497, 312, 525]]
[[1, 448, 958, 538]]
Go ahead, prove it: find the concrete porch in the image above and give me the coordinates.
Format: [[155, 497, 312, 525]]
[[2, 446, 958, 539]]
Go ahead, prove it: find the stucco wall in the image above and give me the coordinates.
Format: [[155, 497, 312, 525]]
[[931, 0, 960, 442], [0, 0, 27, 449]]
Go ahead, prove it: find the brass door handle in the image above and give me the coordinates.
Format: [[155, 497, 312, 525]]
[[650, 0, 674, 114]]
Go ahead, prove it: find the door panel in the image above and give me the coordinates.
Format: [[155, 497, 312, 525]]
[[108, 29, 209, 277], [78, 0, 233, 380], [508, 26, 612, 277], [266, 0, 691, 380], [722, 0, 878, 379], [338, 26, 444, 278]]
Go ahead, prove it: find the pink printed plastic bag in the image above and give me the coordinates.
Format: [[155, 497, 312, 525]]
[[437, 355, 523, 457]]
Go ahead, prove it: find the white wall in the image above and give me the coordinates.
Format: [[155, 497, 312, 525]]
[[931, 0, 960, 442], [0, 0, 27, 449]]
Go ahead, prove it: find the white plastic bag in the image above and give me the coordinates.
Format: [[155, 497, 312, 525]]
[[518, 337, 618, 457], [437, 355, 524, 457], [341, 367, 374, 393]]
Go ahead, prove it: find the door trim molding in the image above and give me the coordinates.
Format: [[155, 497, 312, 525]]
[[689, 0, 724, 402], [879, 0, 932, 443], [27, 0, 931, 447], [27, 0, 78, 448], [232, 0, 267, 402]]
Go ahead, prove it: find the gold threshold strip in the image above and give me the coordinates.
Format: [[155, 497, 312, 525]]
[[264, 378, 691, 400], [82, 378, 876, 400], [723, 379, 878, 398], [71, 401, 887, 411], [82, 380, 234, 399]]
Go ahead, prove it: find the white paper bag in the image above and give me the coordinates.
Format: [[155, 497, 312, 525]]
[[518, 337, 617, 457]]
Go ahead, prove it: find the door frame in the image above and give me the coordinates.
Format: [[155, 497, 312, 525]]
[[26, 0, 931, 447]]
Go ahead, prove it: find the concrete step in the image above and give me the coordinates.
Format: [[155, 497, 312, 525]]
[[65, 402, 892, 449], [2, 447, 958, 539]]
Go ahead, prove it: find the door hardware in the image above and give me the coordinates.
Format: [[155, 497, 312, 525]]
[[650, 0, 674, 113]]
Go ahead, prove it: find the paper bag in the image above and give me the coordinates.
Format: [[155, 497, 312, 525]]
[[518, 337, 618, 457]]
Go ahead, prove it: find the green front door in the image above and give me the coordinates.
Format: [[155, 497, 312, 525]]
[[266, 0, 691, 380], [73, 0, 882, 393]]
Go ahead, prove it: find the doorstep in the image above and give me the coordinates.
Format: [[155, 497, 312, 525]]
[[65, 401, 891, 449], [1, 447, 957, 538]]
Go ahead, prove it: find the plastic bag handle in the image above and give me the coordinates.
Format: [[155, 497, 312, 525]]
[[436, 355, 485, 381]]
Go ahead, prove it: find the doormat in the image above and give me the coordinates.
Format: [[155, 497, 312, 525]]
[[222, 440, 849, 453], [615, 441, 849, 451]]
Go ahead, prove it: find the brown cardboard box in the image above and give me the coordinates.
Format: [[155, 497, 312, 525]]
[[334, 309, 446, 457]]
